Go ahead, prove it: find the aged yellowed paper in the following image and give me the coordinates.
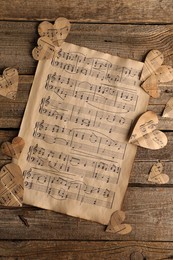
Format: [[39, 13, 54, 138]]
[[18, 42, 149, 224]]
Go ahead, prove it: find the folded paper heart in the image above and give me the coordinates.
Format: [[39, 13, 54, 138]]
[[162, 97, 173, 118], [0, 68, 19, 100], [38, 17, 71, 47], [141, 65, 173, 98], [32, 37, 56, 60], [1, 136, 25, 159], [0, 163, 23, 206], [106, 210, 132, 234], [148, 162, 169, 184], [140, 50, 173, 98], [140, 50, 164, 82], [141, 73, 160, 98], [129, 111, 167, 149]]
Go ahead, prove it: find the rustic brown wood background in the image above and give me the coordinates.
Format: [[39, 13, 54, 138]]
[[1, 1, 173, 259]]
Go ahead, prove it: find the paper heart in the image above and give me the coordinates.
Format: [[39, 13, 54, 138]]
[[162, 97, 173, 118], [148, 162, 169, 184], [106, 210, 132, 234], [1, 136, 25, 159], [129, 111, 167, 149], [0, 68, 19, 100], [38, 17, 71, 47], [140, 49, 173, 98], [141, 74, 160, 98], [0, 163, 23, 206], [140, 50, 164, 82], [141, 65, 173, 98], [32, 37, 56, 60], [156, 65, 173, 82]]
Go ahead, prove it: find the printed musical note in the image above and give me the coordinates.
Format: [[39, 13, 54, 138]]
[[32, 37, 56, 60], [45, 73, 138, 112], [0, 163, 24, 206], [38, 17, 71, 46], [24, 168, 115, 209], [129, 111, 167, 149], [0, 68, 19, 100], [18, 40, 149, 224]]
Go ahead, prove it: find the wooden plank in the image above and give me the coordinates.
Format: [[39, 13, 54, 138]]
[[0, 22, 173, 74], [0, 0, 173, 24], [1, 240, 173, 259], [0, 186, 172, 241], [130, 160, 173, 184]]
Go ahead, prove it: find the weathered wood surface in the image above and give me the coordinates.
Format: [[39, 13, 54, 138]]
[[0, 22, 173, 74], [1, 241, 173, 260], [1, 1, 173, 259], [0, 187, 173, 241], [0, 0, 173, 24]]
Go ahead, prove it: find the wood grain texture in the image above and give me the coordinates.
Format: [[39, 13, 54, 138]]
[[1, 2, 173, 257], [0, 22, 173, 74], [0, 0, 173, 24], [1, 241, 173, 259], [0, 187, 173, 241]]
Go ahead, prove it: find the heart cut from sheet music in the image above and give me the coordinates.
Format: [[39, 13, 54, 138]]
[[0, 163, 24, 206], [1, 136, 25, 159], [140, 50, 173, 98], [140, 50, 164, 82], [106, 210, 132, 234], [0, 68, 19, 100], [32, 37, 56, 60], [129, 111, 167, 149], [162, 97, 173, 118], [38, 17, 71, 47], [148, 162, 169, 184]]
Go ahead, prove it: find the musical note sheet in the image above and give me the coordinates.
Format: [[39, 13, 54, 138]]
[[18, 42, 149, 224]]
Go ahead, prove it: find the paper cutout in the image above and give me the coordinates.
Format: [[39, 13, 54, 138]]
[[1, 137, 25, 159], [38, 17, 71, 47], [106, 210, 132, 234], [148, 162, 169, 184], [141, 74, 160, 98], [129, 111, 167, 149], [162, 97, 173, 118], [33, 17, 71, 61], [140, 50, 173, 98], [0, 163, 24, 206], [32, 37, 56, 60], [140, 50, 164, 82], [156, 65, 173, 82], [0, 68, 19, 100]]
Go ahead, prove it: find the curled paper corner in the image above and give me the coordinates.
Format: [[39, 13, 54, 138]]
[[1, 136, 25, 159], [140, 50, 173, 98], [148, 161, 169, 184], [106, 210, 132, 235], [129, 111, 167, 150], [0, 67, 19, 100], [32, 17, 71, 61], [162, 97, 173, 118], [0, 163, 24, 207]]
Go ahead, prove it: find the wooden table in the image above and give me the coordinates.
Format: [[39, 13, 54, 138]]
[[1, 1, 173, 259]]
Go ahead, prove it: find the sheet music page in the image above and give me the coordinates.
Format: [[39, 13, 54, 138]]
[[18, 42, 149, 224]]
